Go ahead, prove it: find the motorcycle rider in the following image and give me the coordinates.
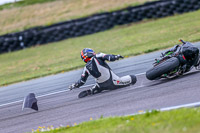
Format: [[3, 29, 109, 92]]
[[69, 48, 137, 98], [164, 40, 200, 73]]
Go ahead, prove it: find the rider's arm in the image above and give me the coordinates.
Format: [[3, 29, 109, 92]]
[[96, 53, 123, 61], [75, 67, 89, 88], [69, 67, 89, 89]]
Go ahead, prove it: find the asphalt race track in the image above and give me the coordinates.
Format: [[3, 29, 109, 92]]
[[0, 42, 200, 133]]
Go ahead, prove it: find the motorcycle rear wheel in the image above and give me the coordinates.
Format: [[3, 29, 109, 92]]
[[146, 57, 180, 80]]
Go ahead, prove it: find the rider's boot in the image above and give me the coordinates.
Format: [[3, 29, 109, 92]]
[[78, 89, 91, 98], [78, 85, 102, 98]]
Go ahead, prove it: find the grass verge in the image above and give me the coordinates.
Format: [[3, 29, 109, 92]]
[[0, 10, 200, 87], [33, 107, 200, 133], [0, 0, 155, 35]]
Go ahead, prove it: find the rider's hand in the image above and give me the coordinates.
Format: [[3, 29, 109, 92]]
[[69, 83, 79, 90], [116, 55, 124, 60]]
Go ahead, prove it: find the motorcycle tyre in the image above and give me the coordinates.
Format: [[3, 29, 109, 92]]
[[146, 57, 180, 80]]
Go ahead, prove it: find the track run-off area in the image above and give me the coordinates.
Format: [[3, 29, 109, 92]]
[[0, 42, 200, 133]]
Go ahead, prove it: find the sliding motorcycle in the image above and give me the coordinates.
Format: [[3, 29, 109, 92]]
[[146, 40, 200, 80]]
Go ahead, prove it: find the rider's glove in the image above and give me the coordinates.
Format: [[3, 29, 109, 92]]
[[69, 83, 79, 90], [115, 55, 124, 60]]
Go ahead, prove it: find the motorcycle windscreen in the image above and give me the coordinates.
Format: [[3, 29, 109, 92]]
[[22, 93, 38, 111]]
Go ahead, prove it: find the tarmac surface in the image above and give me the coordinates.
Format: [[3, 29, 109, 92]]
[[0, 42, 200, 133]]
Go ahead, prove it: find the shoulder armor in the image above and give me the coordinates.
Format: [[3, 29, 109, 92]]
[[96, 53, 106, 58]]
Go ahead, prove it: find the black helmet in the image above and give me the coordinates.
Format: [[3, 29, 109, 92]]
[[81, 48, 95, 63]]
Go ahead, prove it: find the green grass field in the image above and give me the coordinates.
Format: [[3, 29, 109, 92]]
[[0, 10, 200, 87], [32, 108, 200, 133]]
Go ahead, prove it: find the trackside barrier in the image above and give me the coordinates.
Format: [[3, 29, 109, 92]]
[[0, 0, 200, 54]]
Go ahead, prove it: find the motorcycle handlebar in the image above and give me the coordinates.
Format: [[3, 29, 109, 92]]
[[179, 39, 186, 44]]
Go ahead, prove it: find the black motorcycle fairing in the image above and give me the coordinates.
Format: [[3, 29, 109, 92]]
[[177, 54, 187, 65], [181, 45, 199, 66]]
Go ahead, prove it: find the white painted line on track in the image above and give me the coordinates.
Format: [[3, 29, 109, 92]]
[[0, 100, 23, 107], [136, 72, 146, 76], [37, 89, 70, 98], [128, 101, 200, 116], [160, 101, 200, 111]]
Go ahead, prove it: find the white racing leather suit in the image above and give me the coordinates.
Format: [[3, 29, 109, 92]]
[[75, 53, 137, 93]]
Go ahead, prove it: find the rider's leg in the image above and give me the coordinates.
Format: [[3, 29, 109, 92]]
[[111, 71, 137, 87], [78, 72, 137, 98]]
